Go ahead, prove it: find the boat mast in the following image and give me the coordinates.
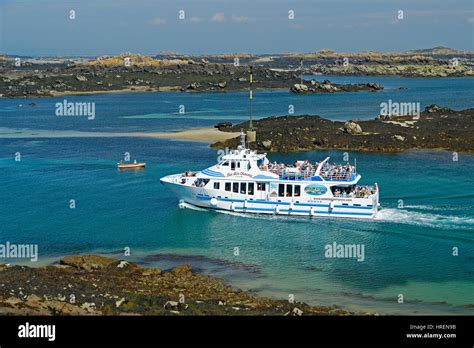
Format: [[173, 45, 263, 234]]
[[249, 65, 253, 130], [246, 65, 256, 144]]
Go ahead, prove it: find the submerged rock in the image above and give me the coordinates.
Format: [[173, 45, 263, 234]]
[[171, 264, 193, 276]]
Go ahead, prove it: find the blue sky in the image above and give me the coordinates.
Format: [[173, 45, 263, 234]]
[[1, 0, 473, 56]]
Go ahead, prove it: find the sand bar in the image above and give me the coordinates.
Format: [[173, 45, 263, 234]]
[[0, 127, 239, 143], [134, 128, 240, 142]]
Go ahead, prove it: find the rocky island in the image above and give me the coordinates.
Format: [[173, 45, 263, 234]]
[[0, 53, 384, 98], [1, 46, 472, 98], [275, 47, 474, 77], [213, 105, 474, 153], [0, 255, 357, 316]]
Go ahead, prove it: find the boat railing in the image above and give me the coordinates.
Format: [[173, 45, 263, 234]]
[[272, 167, 357, 181], [320, 172, 357, 181]]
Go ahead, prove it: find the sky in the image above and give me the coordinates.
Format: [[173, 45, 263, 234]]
[[0, 0, 473, 56]]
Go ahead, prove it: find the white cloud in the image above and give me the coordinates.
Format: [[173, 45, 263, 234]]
[[149, 17, 166, 26], [468, 16, 474, 23], [211, 12, 225, 22]]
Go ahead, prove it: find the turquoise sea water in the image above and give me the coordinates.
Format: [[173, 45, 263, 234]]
[[0, 76, 473, 315], [1, 75, 473, 133]]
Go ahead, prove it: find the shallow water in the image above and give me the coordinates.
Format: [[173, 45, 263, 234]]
[[1, 76, 473, 134]]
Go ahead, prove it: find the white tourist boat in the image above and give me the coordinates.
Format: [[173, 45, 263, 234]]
[[160, 131, 380, 219]]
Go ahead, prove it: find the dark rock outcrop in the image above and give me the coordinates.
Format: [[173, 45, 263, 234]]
[[290, 79, 383, 94], [214, 106, 474, 153], [0, 255, 359, 316]]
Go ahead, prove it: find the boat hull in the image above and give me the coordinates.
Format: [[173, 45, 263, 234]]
[[161, 175, 379, 219], [117, 163, 146, 169]]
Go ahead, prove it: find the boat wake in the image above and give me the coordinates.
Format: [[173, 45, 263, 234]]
[[375, 208, 474, 230], [402, 204, 467, 212], [182, 202, 474, 230]]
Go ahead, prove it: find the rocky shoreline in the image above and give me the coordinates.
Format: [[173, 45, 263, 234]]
[[2, 46, 473, 98], [0, 255, 359, 316], [213, 105, 474, 153], [0, 56, 384, 98]]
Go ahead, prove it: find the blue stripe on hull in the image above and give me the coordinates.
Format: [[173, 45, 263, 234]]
[[232, 206, 373, 216], [195, 194, 374, 210]]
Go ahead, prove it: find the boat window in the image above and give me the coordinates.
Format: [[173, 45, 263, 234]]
[[240, 182, 247, 194], [331, 185, 352, 197], [231, 161, 236, 170], [294, 185, 301, 197], [278, 184, 285, 197], [237, 161, 241, 168], [248, 183, 254, 195], [214, 182, 220, 190], [286, 184, 293, 197], [225, 182, 231, 191], [221, 161, 229, 166], [257, 182, 266, 191], [233, 182, 239, 193], [195, 179, 209, 188]]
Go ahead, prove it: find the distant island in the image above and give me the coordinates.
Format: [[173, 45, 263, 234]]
[[0, 47, 472, 98]]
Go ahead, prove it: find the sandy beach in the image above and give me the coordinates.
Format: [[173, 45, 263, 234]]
[[134, 128, 240, 142], [0, 127, 240, 143]]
